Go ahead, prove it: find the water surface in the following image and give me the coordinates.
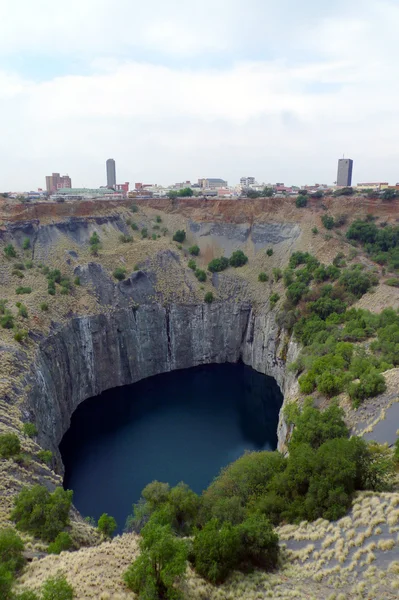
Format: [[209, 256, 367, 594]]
[[60, 363, 282, 532]]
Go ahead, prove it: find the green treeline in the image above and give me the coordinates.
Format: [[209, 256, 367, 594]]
[[123, 402, 395, 598]]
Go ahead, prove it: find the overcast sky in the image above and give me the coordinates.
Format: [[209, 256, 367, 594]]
[[1, 0, 398, 190]]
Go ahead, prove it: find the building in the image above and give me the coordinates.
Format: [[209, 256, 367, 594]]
[[240, 177, 255, 187], [337, 159, 353, 187], [356, 182, 389, 191], [115, 182, 129, 195], [106, 158, 116, 189], [45, 173, 72, 193], [198, 178, 227, 189]]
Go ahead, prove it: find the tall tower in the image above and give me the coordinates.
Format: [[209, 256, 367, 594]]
[[337, 158, 353, 187], [106, 158, 116, 189]]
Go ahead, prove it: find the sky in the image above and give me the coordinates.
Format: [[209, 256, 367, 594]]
[[1, 0, 399, 190]]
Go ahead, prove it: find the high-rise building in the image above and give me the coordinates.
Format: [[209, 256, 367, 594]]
[[240, 177, 255, 187], [45, 173, 72, 193], [337, 158, 353, 187], [106, 159, 116, 189]]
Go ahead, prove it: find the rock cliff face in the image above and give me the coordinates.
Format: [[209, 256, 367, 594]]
[[28, 302, 298, 468]]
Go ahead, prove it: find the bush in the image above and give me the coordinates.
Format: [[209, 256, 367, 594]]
[[238, 514, 279, 570], [193, 519, 241, 584], [258, 272, 268, 282], [23, 423, 37, 438], [208, 257, 229, 273], [204, 292, 214, 303], [272, 268, 282, 282], [195, 269, 207, 282], [22, 238, 30, 250], [119, 234, 133, 243], [266, 248, 273, 256], [385, 278, 399, 287], [295, 195, 308, 208], [37, 450, 53, 465], [348, 371, 386, 408], [97, 513, 117, 538], [288, 401, 349, 450], [4, 244, 17, 258], [321, 215, 335, 230], [312, 227, 319, 235], [131, 222, 138, 231], [173, 230, 186, 243], [16, 287, 32, 295], [11, 485, 73, 541], [156, 215, 162, 223], [188, 259, 196, 270], [0, 433, 21, 458], [18, 304, 28, 318], [130, 204, 139, 213], [151, 233, 157, 240], [74, 276, 80, 286], [229, 250, 248, 268], [41, 575, 74, 600], [338, 268, 378, 298], [89, 232, 100, 246], [14, 330, 28, 343], [113, 267, 126, 281], [141, 228, 148, 238], [189, 245, 200, 256], [48, 532, 73, 554], [1, 313, 14, 329], [269, 292, 280, 308], [0, 528, 25, 573], [0, 564, 13, 599], [124, 520, 188, 599], [40, 302, 49, 311]]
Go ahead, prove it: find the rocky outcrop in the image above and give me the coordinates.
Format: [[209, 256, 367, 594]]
[[28, 302, 298, 468]]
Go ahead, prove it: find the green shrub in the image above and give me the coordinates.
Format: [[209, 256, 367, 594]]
[[40, 302, 49, 312], [11, 485, 73, 541], [141, 228, 148, 238], [321, 215, 335, 230], [0, 299, 8, 314], [25, 260, 33, 269], [189, 245, 200, 256], [14, 263, 25, 271], [288, 401, 349, 450], [22, 238, 30, 250], [208, 257, 229, 272], [156, 215, 162, 223], [119, 234, 133, 243], [188, 259, 196, 270], [37, 450, 53, 465], [151, 233, 157, 240], [41, 575, 75, 600], [12, 269, 24, 279], [124, 519, 188, 598], [131, 222, 138, 230], [258, 272, 268, 282], [272, 268, 282, 282], [238, 514, 279, 570], [195, 269, 207, 282], [113, 267, 126, 281], [229, 250, 248, 267], [17, 304, 28, 318], [312, 227, 318, 235], [97, 513, 117, 538], [74, 276, 80, 286], [269, 292, 280, 308], [89, 232, 100, 246], [0, 564, 13, 599], [348, 371, 387, 408], [23, 423, 37, 438], [0, 433, 21, 458], [16, 287, 32, 295], [1, 313, 14, 329], [204, 292, 214, 303], [266, 248, 273, 257], [14, 329, 28, 343], [90, 243, 100, 256], [48, 532, 73, 555], [385, 278, 399, 287], [4, 244, 17, 258], [295, 195, 308, 208], [193, 519, 240, 584], [0, 527, 25, 573], [130, 204, 139, 213], [173, 230, 186, 243], [338, 268, 378, 298]]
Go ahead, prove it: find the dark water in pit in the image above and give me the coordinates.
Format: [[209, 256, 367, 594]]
[[60, 363, 283, 532]]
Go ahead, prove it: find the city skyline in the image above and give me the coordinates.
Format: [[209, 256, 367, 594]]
[[1, 1, 399, 190]]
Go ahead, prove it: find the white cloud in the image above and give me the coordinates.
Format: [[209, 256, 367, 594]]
[[1, 0, 399, 189]]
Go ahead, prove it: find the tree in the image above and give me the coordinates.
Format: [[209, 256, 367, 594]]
[[192, 519, 241, 584], [238, 514, 279, 570], [48, 532, 73, 554], [195, 269, 206, 282], [208, 257, 229, 272], [229, 250, 248, 268], [382, 188, 396, 201], [178, 187, 193, 197], [0, 528, 25, 573], [124, 520, 188, 599], [295, 195, 308, 208], [113, 267, 126, 281], [321, 215, 335, 230], [288, 401, 349, 450], [97, 513, 117, 538], [11, 485, 73, 541], [188, 245, 200, 256], [167, 191, 178, 199], [266, 248, 273, 257], [0, 433, 21, 458], [0, 564, 13, 600], [41, 575, 75, 600], [258, 272, 268, 282], [172, 230, 186, 243]]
